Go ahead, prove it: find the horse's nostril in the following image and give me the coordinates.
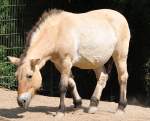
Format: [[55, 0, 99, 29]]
[[17, 97, 27, 107], [17, 99, 23, 107], [17, 92, 32, 108], [22, 99, 26, 103]]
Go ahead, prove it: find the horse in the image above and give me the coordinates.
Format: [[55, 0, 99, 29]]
[[8, 9, 130, 116]]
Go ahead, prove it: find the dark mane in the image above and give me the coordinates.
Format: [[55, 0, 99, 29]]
[[20, 9, 63, 60]]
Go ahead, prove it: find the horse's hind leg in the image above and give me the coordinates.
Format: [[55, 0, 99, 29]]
[[68, 77, 82, 108], [113, 22, 130, 111], [113, 56, 128, 111], [88, 66, 108, 114], [113, 50, 129, 111]]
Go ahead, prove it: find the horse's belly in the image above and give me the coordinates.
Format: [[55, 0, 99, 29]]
[[73, 25, 117, 69], [74, 42, 116, 69], [74, 50, 112, 69], [74, 57, 103, 69]]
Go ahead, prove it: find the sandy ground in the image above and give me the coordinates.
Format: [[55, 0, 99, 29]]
[[0, 88, 150, 121]]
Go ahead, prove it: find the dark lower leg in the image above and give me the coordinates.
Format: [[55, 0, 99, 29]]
[[73, 98, 82, 108], [90, 96, 99, 107], [115, 59, 128, 111], [90, 68, 108, 107], [118, 82, 127, 110], [88, 67, 108, 114], [58, 85, 67, 113], [118, 98, 127, 110], [57, 56, 72, 113], [68, 78, 82, 108]]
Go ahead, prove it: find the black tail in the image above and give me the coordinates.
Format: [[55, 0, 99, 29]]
[[104, 57, 114, 74]]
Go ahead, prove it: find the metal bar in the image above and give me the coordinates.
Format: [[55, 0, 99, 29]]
[[1, 5, 26, 7], [0, 33, 20, 36], [0, 76, 15, 78], [0, 0, 24, 89]]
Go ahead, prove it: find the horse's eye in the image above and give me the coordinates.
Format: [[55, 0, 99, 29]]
[[26, 74, 32, 79]]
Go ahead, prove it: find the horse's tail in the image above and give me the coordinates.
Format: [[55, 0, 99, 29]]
[[105, 57, 114, 74]]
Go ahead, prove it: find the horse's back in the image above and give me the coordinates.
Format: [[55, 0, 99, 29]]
[[56, 9, 130, 69]]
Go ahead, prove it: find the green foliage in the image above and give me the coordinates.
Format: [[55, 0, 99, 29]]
[[0, 0, 17, 90], [0, 0, 24, 90], [0, 46, 17, 90], [0, 0, 11, 33]]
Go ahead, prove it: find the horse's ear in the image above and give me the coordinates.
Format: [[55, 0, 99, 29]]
[[7, 56, 20, 65], [30, 59, 40, 69]]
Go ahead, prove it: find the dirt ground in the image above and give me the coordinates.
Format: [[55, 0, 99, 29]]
[[0, 88, 150, 121]]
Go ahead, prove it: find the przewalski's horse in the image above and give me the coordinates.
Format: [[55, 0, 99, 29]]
[[8, 9, 130, 115]]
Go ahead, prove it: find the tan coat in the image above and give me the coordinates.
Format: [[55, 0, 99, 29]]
[[8, 9, 130, 114]]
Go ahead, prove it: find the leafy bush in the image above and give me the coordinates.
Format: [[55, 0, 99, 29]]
[[0, 0, 17, 89], [0, 46, 17, 90], [0, 0, 11, 33], [0, 0, 24, 90]]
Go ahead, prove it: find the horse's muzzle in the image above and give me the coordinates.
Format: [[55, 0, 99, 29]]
[[17, 92, 32, 109]]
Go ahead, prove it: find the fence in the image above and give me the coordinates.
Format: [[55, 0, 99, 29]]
[[0, 0, 25, 89], [0, 0, 119, 100], [0, 0, 60, 96]]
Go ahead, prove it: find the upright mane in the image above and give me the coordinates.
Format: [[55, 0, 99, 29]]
[[20, 9, 63, 60]]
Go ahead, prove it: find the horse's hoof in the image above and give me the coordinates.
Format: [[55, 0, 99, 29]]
[[115, 109, 125, 115], [55, 112, 65, 118], [73, 108, 84, 114], [88, 106, 98, 114], [74, 99, 82, 108]]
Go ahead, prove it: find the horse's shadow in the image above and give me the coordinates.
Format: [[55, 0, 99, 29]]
[[0, 105, 88, 119]]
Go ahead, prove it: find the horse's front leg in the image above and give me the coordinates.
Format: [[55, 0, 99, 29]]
[[68, 77, 82, 108], [56, 56, 72, 116]]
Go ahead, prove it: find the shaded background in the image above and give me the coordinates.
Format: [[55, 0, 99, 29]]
[[0, 0, 150, 105]]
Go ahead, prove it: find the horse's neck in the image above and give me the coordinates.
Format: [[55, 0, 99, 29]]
[[23, 48, 50, 69], [24, 37, 56, 70], [23, 17, 58, 69], [23, 47, 41, 60]]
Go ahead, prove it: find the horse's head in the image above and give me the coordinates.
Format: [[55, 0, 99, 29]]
[[8, 56, 42, 109]]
